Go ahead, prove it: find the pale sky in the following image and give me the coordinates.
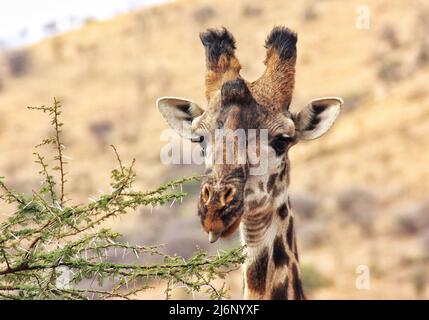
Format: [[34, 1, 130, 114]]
[[0, 0, 167, 48]]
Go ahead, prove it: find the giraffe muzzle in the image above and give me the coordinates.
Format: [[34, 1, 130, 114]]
[[199, 181, 245, 243], [201, 183, 237, 208]]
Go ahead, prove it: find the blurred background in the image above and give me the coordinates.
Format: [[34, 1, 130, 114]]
[[0, 0, 428, 299]]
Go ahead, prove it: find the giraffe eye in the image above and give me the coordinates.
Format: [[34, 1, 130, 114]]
[[191, 135, 204, 143], [271, 135, 293, 155], [192, 135, 207, 156]]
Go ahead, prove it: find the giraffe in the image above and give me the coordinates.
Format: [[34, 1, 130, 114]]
[[157, 27, 343, 300]]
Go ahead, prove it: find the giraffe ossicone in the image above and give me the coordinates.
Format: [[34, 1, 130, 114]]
[[157, 26, 343, 300]]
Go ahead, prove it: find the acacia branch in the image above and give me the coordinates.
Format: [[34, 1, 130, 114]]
[[0, 99, 245, 300]]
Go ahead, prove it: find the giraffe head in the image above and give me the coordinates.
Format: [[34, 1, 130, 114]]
[[158, 27, 342, 243]]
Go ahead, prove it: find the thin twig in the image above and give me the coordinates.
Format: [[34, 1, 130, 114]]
[[110, 145, 124, 175], [53, 98, 66, 205]]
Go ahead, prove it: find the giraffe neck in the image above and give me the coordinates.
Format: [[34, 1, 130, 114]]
[[240, 193, 305, 300]]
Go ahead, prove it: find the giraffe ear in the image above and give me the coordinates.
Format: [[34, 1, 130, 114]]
[[157, 97, 205, 139], [294, 97, 343, 140]]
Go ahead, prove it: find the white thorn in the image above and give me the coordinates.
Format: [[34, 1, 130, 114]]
[[170, 198, 176, 207]]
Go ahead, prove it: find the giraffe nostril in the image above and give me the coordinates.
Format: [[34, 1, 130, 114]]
[[220, 185, 236, 207], [202, 184, 212, 205], [202, 184, 237, 208]]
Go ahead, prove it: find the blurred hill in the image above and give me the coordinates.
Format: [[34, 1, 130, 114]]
[[0, 0, 429, 299]]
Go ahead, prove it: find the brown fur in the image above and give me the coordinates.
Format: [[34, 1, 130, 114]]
[[246, 247, 269, 297], [197, 27, 304, 300], [205, 57, 241, 101], [159, 26, 341, 300]]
